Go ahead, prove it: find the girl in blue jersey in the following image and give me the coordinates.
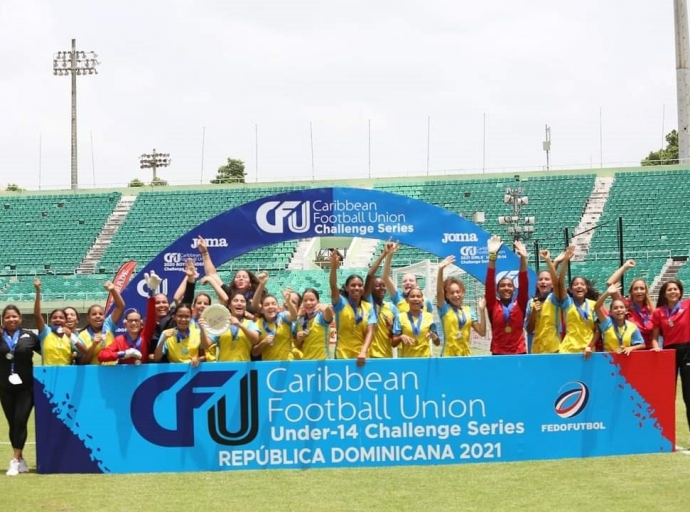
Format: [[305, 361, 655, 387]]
[[329, 249, 376, 366], [295, 288, 334, 360], [586, 284, 644, 358]]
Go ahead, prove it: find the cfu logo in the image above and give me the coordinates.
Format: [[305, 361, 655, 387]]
[[164, 252, 182, 264], [554, 381, 590, 419], [191, 238, 228, 249], [256, 200, 310, 234], [496, 270, 520, 287], [131, 370, 259, 447], [441, 232, 479, 244], [137, 277, 168, 298], [460, 246, 478, 257]]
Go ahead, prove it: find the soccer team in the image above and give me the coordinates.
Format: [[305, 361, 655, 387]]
[[1, 235, 689, 475]]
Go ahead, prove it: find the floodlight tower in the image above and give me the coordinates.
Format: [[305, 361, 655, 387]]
[[675, 0, 690, 162], [140, 149, 171, 182], [53, 39, 100, 190], [498, 187, 535, 246]]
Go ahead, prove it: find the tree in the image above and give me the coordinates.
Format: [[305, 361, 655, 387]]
[[128, 178, 145, 187], [150, 177, 168, 187], [211, 158, 246, 184], [641, 129, 679, 166], [5, 183, 24, 192]]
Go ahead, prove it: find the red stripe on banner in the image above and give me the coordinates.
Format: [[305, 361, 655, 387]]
[[610, 350, 676, 448], [105, 261, 137, 314]]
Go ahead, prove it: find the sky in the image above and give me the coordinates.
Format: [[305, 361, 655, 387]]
[[0, 0, 680, 190]]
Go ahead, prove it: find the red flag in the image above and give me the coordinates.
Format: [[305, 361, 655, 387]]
[[105, 261, 137, 315]]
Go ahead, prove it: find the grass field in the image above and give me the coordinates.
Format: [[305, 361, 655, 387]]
[[1, 385, 688, 512]]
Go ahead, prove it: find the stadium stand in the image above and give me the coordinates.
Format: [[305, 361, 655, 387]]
[[578, 169, 690, 291], [0, 192, 121, 276], [2, 167, 690, 306]]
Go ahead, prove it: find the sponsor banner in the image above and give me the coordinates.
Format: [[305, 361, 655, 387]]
[[34, 351, 675, 474], [120, 187, 536, 315], [104, 260, 137, 315]]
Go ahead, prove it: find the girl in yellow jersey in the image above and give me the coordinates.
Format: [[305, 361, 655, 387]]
[[436, 256, 486, 356], [382, 242, 434, 314], [77, 281, 125, 365], [363, 243, 399, 358], [190, 293, 217, 361], [551, 247, 599, 353], [586, 284, 644, 357], [155, 304, 206, 366], [391, 288, 440, 357], [210, 293, 260, 362], [526, 250, 568, 354], [253, 289, 298, 361], [295, 288, 334, 360], [33, 278, 79, 366], [328, 249, 376, 366]]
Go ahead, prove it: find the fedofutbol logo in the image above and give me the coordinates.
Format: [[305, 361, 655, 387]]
[[554, 381, 590, 419]]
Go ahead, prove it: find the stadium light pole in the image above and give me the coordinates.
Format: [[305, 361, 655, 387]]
[[543, 125, 551, 171], [139, 149, 171, 182], [498, 187, 535, 249], [675, 0, 690, 163], [53, 39, 100, 190]]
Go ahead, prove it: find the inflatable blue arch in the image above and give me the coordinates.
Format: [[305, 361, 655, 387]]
[[120, 187, 537, 312]]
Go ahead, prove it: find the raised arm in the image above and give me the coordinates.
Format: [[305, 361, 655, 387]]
[[282, 288, 298, 322], [540, 249, 559, 298], [140, 295, 157, 362], [105, 280, 125, 324], [514, 241, 529, 312], [606, 259, 635, 301], [329, 249, 341, 305], [436, 256, 455, 308], [174, 258, 198, 304], [33, 277, 45, 333], [595, 284, 619, 323], [382, 242, 399, 298], [252, 272, 269, 314], [200, 276, 229, 304], [485, 235, 503, 311], [473, 298, 487, 336], [197, 236, 224, 287], [363, 243, 390, 298], [553, 246, 575, 302]]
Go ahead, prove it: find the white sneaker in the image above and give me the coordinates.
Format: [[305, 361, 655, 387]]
[[18, 458, 28, 473], [6, 459, 19, 476]]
